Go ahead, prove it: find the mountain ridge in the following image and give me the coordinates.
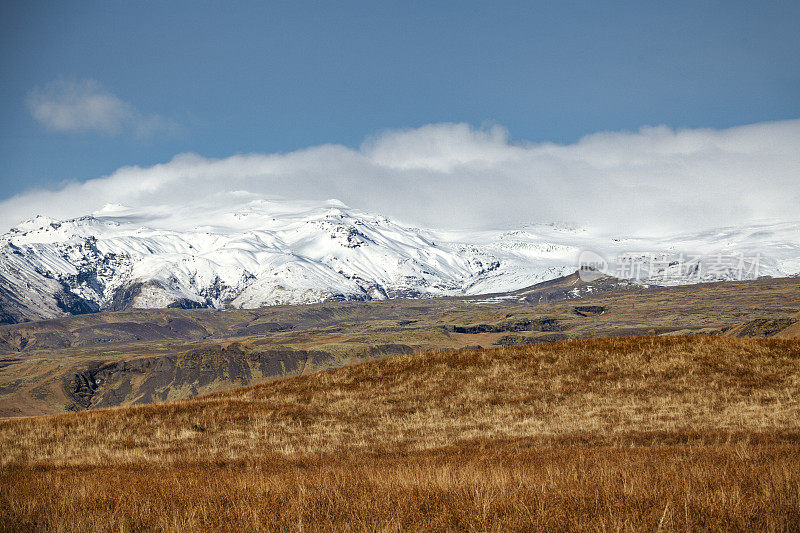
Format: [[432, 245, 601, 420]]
[[1, 198, 799, 324]]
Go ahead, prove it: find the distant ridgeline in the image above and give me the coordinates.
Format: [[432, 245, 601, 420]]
[[1, 201, 798, 324]]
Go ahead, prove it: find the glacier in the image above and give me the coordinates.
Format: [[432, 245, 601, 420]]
[[1, 197, 798, 323]]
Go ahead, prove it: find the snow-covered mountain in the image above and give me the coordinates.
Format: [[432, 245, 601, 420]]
[[1, 197, 798, 324]]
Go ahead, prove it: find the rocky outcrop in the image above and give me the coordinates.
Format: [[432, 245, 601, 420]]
[[357, 344, 414, 358], [494, 333, 568, 345], [444, 318, 564, 334], [64, 344, 335, 410], [54, 285, 100, 315], [726, 318, 798, 338], [573, 305, 606, 317]]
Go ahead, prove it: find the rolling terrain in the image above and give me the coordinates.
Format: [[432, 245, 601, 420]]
[[1, 274, 799, 417], [2, 335, 799, 531]]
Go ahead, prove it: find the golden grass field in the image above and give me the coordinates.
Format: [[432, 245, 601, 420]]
[[2, 335, 800, 531]]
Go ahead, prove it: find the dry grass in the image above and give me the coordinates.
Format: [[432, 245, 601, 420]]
[[2, 336, 800, 531], [3, 336, 799, 466], [2, 444, 799, 532]]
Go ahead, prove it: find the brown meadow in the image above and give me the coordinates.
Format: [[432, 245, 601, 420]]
[[2, 335, 800, 531]]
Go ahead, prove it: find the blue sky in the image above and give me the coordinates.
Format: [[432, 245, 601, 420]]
[[0, 0, 799, 230]]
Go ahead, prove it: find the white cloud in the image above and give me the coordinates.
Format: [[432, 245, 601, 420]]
[[27, 79, 178, 137], [1, 119, 798, 235], [362, 123, 517, 171]]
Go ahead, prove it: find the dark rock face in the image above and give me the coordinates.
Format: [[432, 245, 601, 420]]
[[358, 344, 414, 358], [66, 357, 162, 408], [494, 333, 568, 346], [730, 318, 797, 337], [167, 299, 208, 309], [0, 232, 125, 323], [197, 275, 241, 306], [0, 278, 32, 325], [444, 318, 564, 334], [68, 371, 99, 408], [63, 344, 335, 410], [235, 322, 294, 336], [507, 271, 639, 304], [247, 346, 334, 377], [1, 316, 210, 354], [322, 293, 371, 303], [0, 306, 18, 325], [104, 281, 146, 312], [573, 305, 607, 317], [54, 286, 100, 315], [104, 281, 210, 311], [69, 322, 198, 346]]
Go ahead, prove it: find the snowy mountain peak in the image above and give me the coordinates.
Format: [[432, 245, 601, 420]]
[[1, 197, 798, 324], [10, 214, 64, 233]]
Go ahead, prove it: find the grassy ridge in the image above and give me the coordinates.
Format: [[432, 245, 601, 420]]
[[3, 336, 799, 466], [2, 336, 800, 530]]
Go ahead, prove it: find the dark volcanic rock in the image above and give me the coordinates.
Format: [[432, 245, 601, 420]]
[[63, 344, 335, 410], [730, 318, 797, 338], [359, 344, 414, 358], [104, 281, 145, 312], [235, 322, 294, 336], [249, 347, 313, 376], [444, 318, 564, 334], [573, 305, 607, 317], [498, 271, 640, 304], [54, 287, 100, 315], [167, 298, 208, 309], [494, 333, 568, 346], [66, 357, 162, 408], [0, 278, 32, 325]]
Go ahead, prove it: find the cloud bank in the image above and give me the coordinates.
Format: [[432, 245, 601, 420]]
[[27, 79, 178, 137], [2, 119, 798, 235]]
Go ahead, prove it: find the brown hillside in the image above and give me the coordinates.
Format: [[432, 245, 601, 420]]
[[1, 336, 800, 530], [2, 275, 800, 418], [3, 335, 800, 467]]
